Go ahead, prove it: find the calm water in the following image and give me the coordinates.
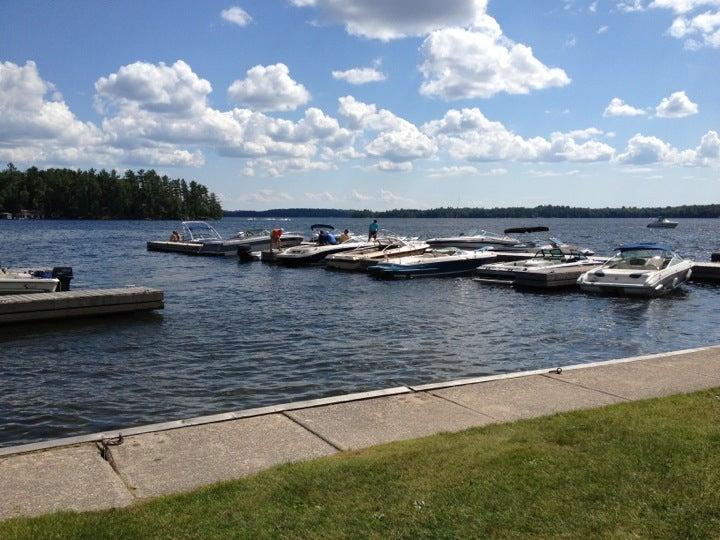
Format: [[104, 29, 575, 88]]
[[1, 217, 719, 447]]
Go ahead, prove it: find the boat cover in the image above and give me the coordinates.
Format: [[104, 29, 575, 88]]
[[616, 242, 671, 252], [503, 226, 549, 234]]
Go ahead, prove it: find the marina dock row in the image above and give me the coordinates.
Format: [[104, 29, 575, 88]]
[[1, 344, 719, 520]]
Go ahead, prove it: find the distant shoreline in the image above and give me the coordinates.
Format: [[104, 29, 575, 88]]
[[224, 205, 720, 219]]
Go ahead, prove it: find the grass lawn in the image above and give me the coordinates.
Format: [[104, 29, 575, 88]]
[[3, 389, 720, 539]]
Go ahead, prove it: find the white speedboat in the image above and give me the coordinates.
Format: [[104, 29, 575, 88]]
[[367, 248, 496, 278], [647, 217, 678, 229], [325, 238, 429, 271], [577, 243, 692, 297], [426, 230, 518, 250], [476, 248, 606, 288], [228, 228, 304, 253], [0, 268, 60, 295], [275, 237, 372, 266]]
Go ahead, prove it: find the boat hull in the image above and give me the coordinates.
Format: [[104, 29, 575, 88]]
[[275, 243, 369, 266], [0, 278, 59, 295], [426, 238, 517, 250], [368, 257, 492, 279], [325, 244, 429, 271], [578, 264, 692, 297]]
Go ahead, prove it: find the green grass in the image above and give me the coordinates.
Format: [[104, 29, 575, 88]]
[[3, 389, 720, 539]]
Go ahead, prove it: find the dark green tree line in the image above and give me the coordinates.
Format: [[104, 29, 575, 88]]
[[0, 164, 222, 219], [226, 204, 720, 219]]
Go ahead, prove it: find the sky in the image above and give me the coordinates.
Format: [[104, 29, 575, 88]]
[[1, 0, 719, 210]]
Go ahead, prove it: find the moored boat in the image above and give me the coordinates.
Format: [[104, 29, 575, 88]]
[[148, 221, 303, 257], [367, 248, 496, 278], [476, 248, 605, 288], [577, 242, 692, 296], [325, 238, 429, 271], [426, 230, 518, 250], [0, 266, 74, 295], [275, 237, 372, 266], [647, 217, 678, 229]]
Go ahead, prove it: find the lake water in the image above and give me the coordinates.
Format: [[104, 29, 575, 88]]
[[1, 217, 719, 447]]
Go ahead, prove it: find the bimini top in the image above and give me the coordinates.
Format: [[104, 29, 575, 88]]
[[616, 242, 672, 252]]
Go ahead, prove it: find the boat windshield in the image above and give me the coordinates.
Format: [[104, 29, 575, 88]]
[[604, 249, 674, 270], [181, 221, 223, 242], [232, 229, 270, 239]]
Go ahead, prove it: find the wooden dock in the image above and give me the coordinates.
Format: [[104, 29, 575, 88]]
[[0, 287, 164, 324], [690, 262, 720, 283], [146, 241, 234, 257]]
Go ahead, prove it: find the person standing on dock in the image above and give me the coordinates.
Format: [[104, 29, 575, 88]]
[[368, 219, 379, 241], [270, 228, 283, 251]]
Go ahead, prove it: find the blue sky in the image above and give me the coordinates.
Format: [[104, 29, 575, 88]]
[[1, 0, 719, 209]]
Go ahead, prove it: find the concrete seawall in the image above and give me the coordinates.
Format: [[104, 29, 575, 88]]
[[2, 345, 720, 520]]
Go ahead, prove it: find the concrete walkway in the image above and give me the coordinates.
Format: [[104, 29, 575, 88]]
[[2, 345, 720, 520]]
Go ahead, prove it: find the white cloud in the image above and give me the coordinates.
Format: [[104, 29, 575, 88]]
[[624, 1, 720, 48], [427, 165, 478, 177], [0, 61, 127, 166], [617, 1, 646, 12], [650, 0, 720, 14], [290, 0, 488, 40], [527, 169, 581, 177], [332, 67, 386, 84], [380, 188, 404, 201], [337, 95, 436, 170], [696, 130, 720, 161], [655, 90, 698, 117], [304, 191, 336, 201], [616, 130, 720, 166], [616, 134, 680, 164], [95, 60, 211, 116], [228, 63, 310, 112], [422, 108, 613, 163], [243, 189, 293, 203], [375, 160, 414, 172], [590, 1, 598, 12], [603, 97, 646, 117], [351, 189, 372, 201], [365, 129, 436, 163], [220, 6, 252, 27], [598, 24, 610, 32], [668, 10, 720, 48], [419, 25, 571, 100]]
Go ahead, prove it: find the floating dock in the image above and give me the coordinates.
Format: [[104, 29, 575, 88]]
[[0, 344, 718, 519], [146, 241, 228, 257], [0, 287, 164, 324], [690, 262, 720, 283]]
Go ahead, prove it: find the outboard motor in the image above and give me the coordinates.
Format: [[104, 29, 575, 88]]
[[52, 267, 73, 291]]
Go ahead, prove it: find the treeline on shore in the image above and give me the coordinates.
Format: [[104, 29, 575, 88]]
[[0, 164, 223, 219], [225, 204, 720, 219]]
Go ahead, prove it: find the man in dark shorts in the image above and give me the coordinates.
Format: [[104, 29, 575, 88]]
[[368, 219, 379, 240]]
